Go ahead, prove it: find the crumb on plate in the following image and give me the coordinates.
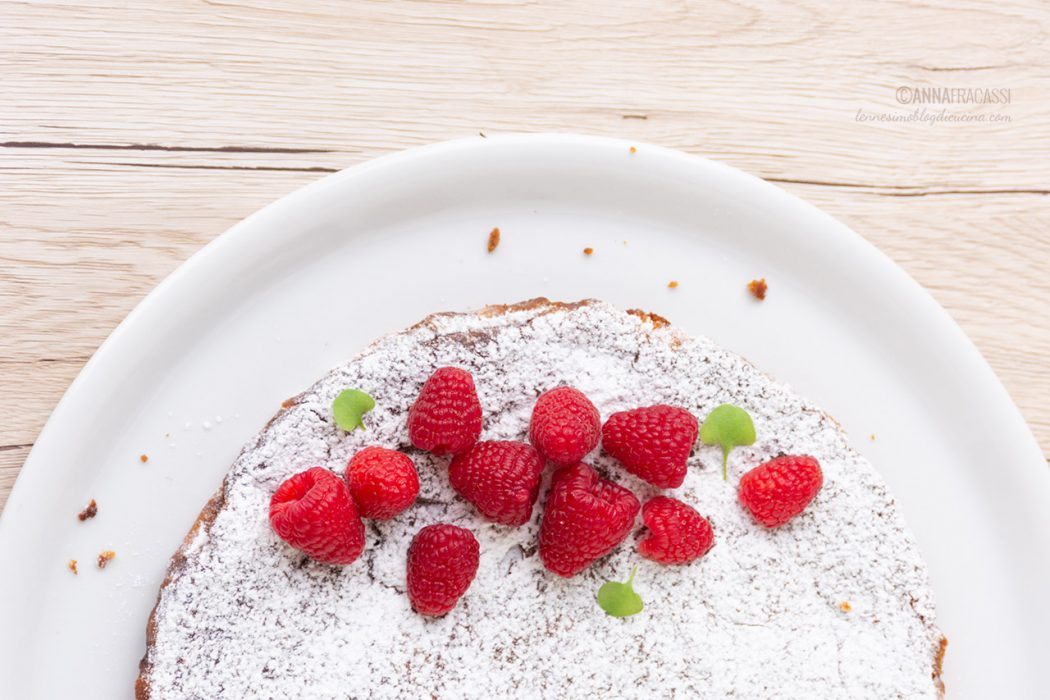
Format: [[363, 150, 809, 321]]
[[281, 397, 296, 409], [77, 499, 98, 522], [97, 550, 116, 569], [68, 559, 78, 575], [139, 454, 149, 463], [487, 227, 501, 253], [583, 247, 594, 256], [839, 601, 852, 613], [668, 280, 679, 289], [870, 434, 876, 441], [748, 278, 768, 300], [629, 146, 637, 154]]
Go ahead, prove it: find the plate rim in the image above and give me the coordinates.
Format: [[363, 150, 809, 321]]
[[1, 133, 1046, 693]]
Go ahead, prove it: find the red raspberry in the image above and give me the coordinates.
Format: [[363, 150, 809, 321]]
[[637, 496, 714, 565], [449, 441, 544, 526], [345, 447, 419, 520], [602, 405, 698, 488], [738, 455, 823, 527], [538, 462, 640, 577], [529, 386, 601, 466], [407, 367, 483, 456], [406, 523, 480, 616], [269, 467, 365, 565]]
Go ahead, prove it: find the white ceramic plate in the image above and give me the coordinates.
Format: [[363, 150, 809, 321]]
[[1, 135, 1046, 699]]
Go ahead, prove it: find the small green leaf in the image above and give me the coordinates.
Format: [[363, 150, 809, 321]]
[[597, 566, 644, 618], [700, 403, 756, 480], [332, 389, 375, 432]]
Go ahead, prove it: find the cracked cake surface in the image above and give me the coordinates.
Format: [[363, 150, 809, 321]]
[[137, 298, 945, 699]]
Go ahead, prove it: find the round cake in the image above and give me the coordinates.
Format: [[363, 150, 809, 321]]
[[136, 298, 946, 699]]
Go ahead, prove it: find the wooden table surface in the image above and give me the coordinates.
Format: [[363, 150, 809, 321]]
[[2, 0, 1048, 511]]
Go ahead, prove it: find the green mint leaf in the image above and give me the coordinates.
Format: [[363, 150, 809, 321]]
[[597, 566, 644, 618], [332, 389, 375, 432], [700, 403, 756, 480]]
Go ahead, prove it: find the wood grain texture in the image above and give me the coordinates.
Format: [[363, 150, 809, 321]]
[[1, 0, 1048, 511]]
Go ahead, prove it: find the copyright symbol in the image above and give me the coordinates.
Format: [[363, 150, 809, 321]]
[[895, 86, 912, 104]]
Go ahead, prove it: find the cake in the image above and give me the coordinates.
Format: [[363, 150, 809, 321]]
[[136, 298, 946, 698]]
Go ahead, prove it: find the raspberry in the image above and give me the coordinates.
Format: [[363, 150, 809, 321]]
[[449, 441, 544, 526], [529, 386, 601, 466], [637, 496, 714, 565], [538, 462, 640, 577], [407, 367, 483, 456], [738, 455, 823, 527], [602, 405, 698, 488], [269, 467, 365, 565], [406, 523, 480, 616], [345, 447, 419, 520]]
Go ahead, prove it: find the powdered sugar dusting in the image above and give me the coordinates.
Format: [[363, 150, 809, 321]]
[[142, 300, 942, 699]]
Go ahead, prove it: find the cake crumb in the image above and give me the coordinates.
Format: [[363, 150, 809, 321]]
[[140, 454, 149, 463], [629, 146, 637, 154], [487, 227, 501, 253], [479, 131, 487, 138], [68, 559, 78, 575], [626, 308, 670, 329], [583, 247, 594, 256], [77, 499, 98, 522], [668, 281, 679, 289], [748, 278, 768, 300], [97, 550, 116, 569], [839, 601, 852, 613], [281, 398, 296, 409], [870, 434, 876, 441]]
